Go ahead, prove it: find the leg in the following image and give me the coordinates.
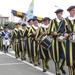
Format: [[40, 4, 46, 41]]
[[73, 68, 75, 75], [3, 45, 6, 53], [6, 45, 9, 52], [33, 41, 37, 66], [45, 59, 49, 69], [55, 62, 60, 75], [42, 59, 46, 72], [37, 45, 41, 65], [37, 54, 41, 65], [68, 66, 74, 75], [60, 59, 66, 74]]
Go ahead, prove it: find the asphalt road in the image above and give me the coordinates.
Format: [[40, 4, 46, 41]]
[[0, 48, 69, 75]]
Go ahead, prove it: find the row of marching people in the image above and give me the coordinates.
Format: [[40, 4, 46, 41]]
[[3, 5, 75, 75], [11, 14, 66, 75]]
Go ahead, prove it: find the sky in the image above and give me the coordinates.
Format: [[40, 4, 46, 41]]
[[0, 0, 75, 22]]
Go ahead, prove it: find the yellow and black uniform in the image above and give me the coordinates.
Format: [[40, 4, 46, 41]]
[[36, 24, 52, 72], [26, 25, 32, 63], [28, 25, 38, 66], [12, 28, 20, 58], [49, 18, 66, 75], [22, 26, 29, 60], [18, 28, 25, 60], [61, 17, 75, 75], [0, 26, 3, 51], [0, 30, 2, 51]]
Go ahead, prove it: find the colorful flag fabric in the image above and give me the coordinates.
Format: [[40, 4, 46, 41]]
[[26, 0, 34, 24]]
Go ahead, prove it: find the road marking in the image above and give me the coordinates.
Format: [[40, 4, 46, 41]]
[[9, 51, 15, 54], [0, 52, 4, 54], [0, 63, 24, 66], [6, 53, 55, 75]]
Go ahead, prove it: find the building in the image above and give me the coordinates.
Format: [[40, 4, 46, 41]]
[[0, 15, 9, 23]]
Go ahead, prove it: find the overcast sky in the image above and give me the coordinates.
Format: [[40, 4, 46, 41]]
[[0, 0, 75, 22]]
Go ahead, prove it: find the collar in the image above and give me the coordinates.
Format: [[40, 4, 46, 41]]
[[41, 24, 49, 28], [55, 18, 61, 23], [68, 16, 75, 20], [19, 28, 24, 31], [27, 24, 31, 28], [32, 25, 38, 30], [39, 24, 44, 27], [14, 28, 19, 31]]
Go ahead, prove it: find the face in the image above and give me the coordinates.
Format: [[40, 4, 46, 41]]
[[22, 26, 25, 29], [33, 20, 38, 26], [41, 21, 44, 24], [16, 24, 20, 28], [44, 20, 49, 25], [56, 12, 63, 19], [5, 27, 8, 30], [29, 20, 33, 26], [69, 8, 75, 17]]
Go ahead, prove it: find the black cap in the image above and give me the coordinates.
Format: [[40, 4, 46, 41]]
[[55, 9, 63, 13], [33, 16, 38, 21], [27, 19, 33, 22], [16, 23, 20, 25], [67, 5, 75, 11], [43, 17, 51, 21], [4, 24, 8, 28], [21, 23, 26, 26]]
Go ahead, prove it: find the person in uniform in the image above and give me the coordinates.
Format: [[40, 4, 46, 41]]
[[8, 28, 12, 48], [19, 23, 28, 60], [60, 6, 75, 75], [22, 23, 29, 60], [18, 23, 27, 60], [28, 16, 39, 66], [48, 9, 66, 75], [12, 23, 20, 58], [36, 17, 52, 72], [26, 19, 33, 63], [0, 26, 3, 51], [1, 24, 11, 53]]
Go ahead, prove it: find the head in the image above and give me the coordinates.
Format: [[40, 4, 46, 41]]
[[33, 16, 39, 26], [28, 19, 33, 26], [43, 17, 50, 25], [4, 27, 8, 30], [33, 19, 38, 26], [22, 23, 26, 29], [4, 24, 9, 30], [41, 21, 44, 24], [16, 23, 20, 29], [55, 9, 63, 19], [67, 6, 75, 17]]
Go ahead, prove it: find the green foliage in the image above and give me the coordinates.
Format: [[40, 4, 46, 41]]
[[8, 22, 16, 29]]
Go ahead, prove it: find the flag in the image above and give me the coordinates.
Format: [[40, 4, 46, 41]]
[[26, 0, 34, 24]]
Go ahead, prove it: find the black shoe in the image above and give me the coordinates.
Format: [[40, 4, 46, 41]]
[[21, 58, 24, 60], [9, 46, 11, 48], [43, 69, 46, 72], [16, 56, 18, 59], [56, 74, 60, 75], [24, 58, 26, 60], [18, 55, 20, 58], [30, 61, 33, 63], [34, 64, 38, 66], [38, 62, 41, 65], [46, 66, 49, 69], [60, 67, 66, 74]]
